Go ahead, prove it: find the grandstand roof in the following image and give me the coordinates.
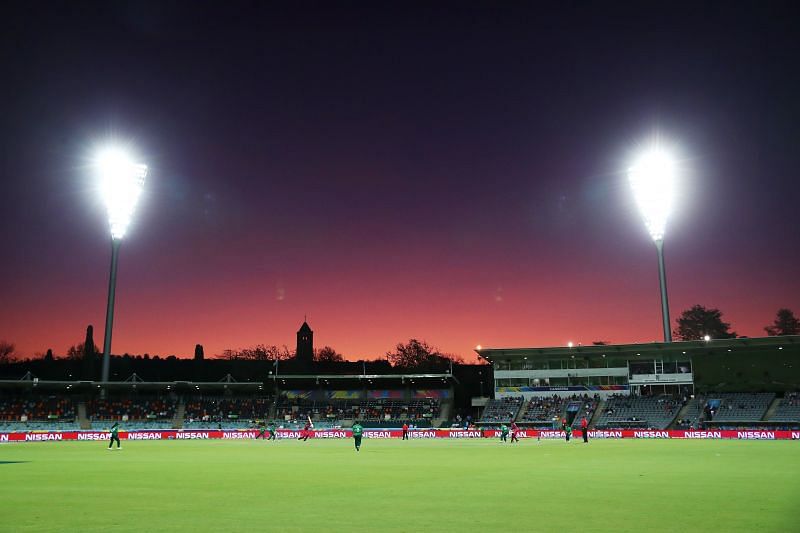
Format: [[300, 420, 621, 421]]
[[0, 380, 265, 391], [475, 335, 799, 362]]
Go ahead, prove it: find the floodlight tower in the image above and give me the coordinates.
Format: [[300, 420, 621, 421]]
[[629, 144, 677, 343], [96, 148, 148, 384]]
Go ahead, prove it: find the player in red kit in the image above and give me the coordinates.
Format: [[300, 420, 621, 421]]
[[581, 416, 589, 443], [510, 421, 520, 443], [298, 415, 313, 442], [402, 423, 409, 440]]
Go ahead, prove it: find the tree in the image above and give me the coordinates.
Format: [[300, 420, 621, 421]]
[[66, 342, 100, 360], [217, 344, 293, 361], [386, 339, 463, 369], [673, 305, 736, 340], [765, 308, 800, 336], [0, 341, 16, 364], [314, 346, 344, 363]]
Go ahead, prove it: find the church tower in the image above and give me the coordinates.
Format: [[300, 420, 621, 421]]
[[296, 320, 314, 363]]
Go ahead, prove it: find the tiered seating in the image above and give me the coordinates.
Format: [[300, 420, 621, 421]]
[[274, 393, 441, 425], [673, 395, 706, 429], [707, 393, 774, 423], [88, 397, 176, 421], [357, 398, 439, 422], [318, 399, 360, 421], [570, 397, 600, 429], [479, 397, 523, 424], [770, 392, 800, 422], [0, 396, 75, 421], [184, 397, 270, 423], [518, 396, 565, 424], [594, 395, 680, 429]]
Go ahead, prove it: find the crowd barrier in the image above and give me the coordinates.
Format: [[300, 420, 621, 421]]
[[1, 428, 799, 442]]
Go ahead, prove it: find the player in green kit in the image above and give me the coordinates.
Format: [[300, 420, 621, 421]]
[[108, 421, 121, 450], [268, 422, 277, 441], [500, 424, 509, 442], [352, 421, 364, 451]]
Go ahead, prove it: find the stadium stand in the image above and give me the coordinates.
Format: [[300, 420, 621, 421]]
[[769, 392, 800, 422], [705, 392, 775, 423], [88, 397, 177, 429], [478, 397, 523, 424], [274, 392, 442, 427], [183, 397, 271, 428], [0, 395, 78, 431], [570, 396, 600, 429], [673, 394, 707, 429], [0, 395, 75, 421], [594, 394, 680, 429], [517, 396, 565, 425]]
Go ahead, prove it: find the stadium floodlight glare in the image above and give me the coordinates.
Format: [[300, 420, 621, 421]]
[[628, 147, 676, 242], [704, 335, 711, 342], [94, 146, 148, 387], [97, 148, 148, 239], [629, 143, 678, 343]]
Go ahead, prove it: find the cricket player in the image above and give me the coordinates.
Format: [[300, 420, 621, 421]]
[[564, 424, 572, 443], [581, 416, 589, 443], [510, 421, 520, 443], [500, 424, 509, 442], [268, 422, 277, 441], [255, 421, 266, 439], [108, 421, 121, 450], [352, 421, 364, 451], [402, 422, 409, 440], [299, 421, 312, 441]]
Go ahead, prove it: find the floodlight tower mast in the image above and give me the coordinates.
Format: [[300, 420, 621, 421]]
[[96, 148, 148, 385], [629, 145, 677, 343]]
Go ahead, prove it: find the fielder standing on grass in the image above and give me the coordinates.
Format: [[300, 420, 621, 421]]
[[108, 421, 121, 450], [352, 421, 363, 452], [500, 424, 509, 442], [268, 422, 277, 441], [581, 416, 589, 443]]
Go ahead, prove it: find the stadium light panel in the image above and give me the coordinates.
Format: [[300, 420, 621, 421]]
[[628, 145, 677, 241], [96, 147, 148, 239]]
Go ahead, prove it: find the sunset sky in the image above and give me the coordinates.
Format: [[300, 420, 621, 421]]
[[2, 2, 798, 361]]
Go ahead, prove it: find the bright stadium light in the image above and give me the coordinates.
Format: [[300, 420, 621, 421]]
[[628, 147, 676, 242], [94, 145, 148, 387], [97, 148, 148, 239], [629, 141, 678, 343]]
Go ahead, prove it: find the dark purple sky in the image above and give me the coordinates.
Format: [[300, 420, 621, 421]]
[[1, 1, 798, 361]]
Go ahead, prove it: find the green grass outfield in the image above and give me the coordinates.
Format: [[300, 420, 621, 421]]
[[1, 438, 798, 532]]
